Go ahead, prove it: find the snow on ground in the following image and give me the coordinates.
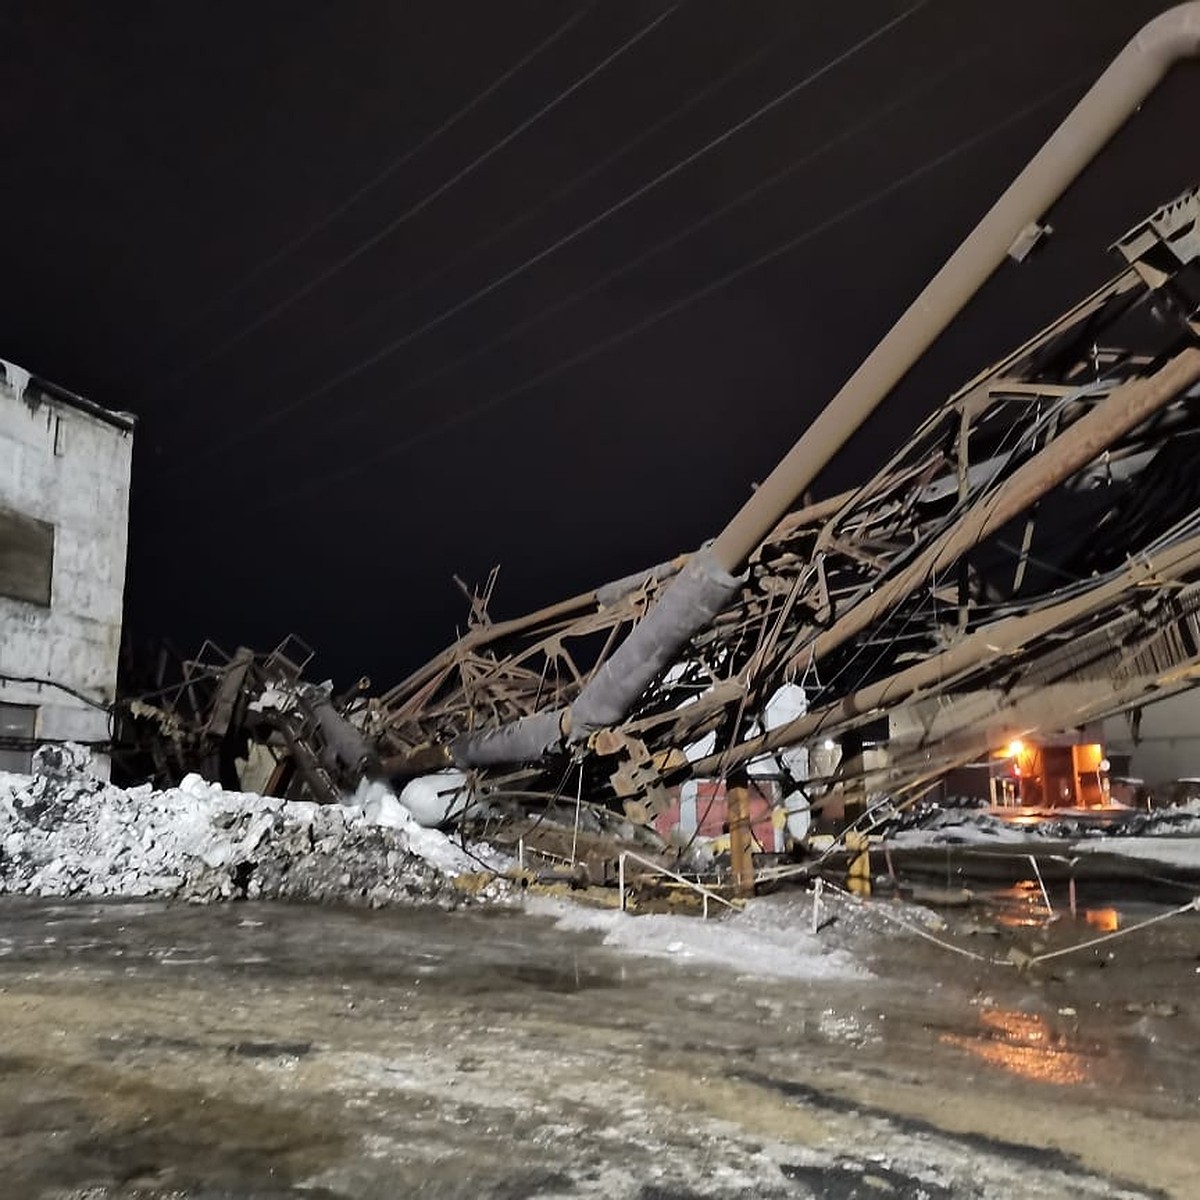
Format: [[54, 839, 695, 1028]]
[[0, 745, 508, 906], [886, 813, 1036, 847], [1073, 836, 1200, 871], [887, 799, 1200, 849], [526, 893, 867, 981]]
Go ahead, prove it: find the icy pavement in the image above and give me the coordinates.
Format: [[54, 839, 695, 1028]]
[[0, 746, 508, 906], [0, 898, 1191, 1199]]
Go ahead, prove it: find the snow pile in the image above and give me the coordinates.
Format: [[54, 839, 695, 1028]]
[[887, 799, 1200, 848], [1122, 799, 1200, 837], [0, 745, 506, 906], [527, 894, 866, 981], [886, 810, 1038, 847]]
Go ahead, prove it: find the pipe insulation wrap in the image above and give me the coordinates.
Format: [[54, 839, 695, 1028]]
[[450, 709, 565, 769], [450, 551, 743, 766], [593, 555, 686, 609], [567, 549, 744, 741]]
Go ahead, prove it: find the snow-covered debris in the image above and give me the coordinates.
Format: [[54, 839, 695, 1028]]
[[0, 746, 508, 906], [885, 799, 1200, 848], [885, 810, 1041, 847]]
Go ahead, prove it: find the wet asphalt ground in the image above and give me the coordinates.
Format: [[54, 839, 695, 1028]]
[[0, 891, 1197, 1199]]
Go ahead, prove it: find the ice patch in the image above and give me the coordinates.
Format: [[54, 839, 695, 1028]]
[[526, 895, 866, 981], [1074, 836, 1200, 871]]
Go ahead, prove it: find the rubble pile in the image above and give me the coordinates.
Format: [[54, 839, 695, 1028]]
[[0, 746, 506, 907]]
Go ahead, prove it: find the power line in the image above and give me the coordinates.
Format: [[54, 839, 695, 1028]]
[[259, 72, 1085, 512], [173, 5, 823, 464], [163, 3, 596, 351], [162, 4, 679, 389], [224, 45, 977, 470], [181, 0, 931, 464]]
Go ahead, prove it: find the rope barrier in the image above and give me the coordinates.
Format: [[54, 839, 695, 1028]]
[[819, 881, 1200, 969], [822, 881, 1006, 965], [1028, 897, 1200, 965]]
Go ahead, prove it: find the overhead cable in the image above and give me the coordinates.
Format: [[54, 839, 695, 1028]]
[[195, 0, 929, 453], [260, 71, 1084, 510], [165, 4, 596, 349], [244, 45, 976, 464], [162, 4, 679, 388], [177, 6, 822, 462]]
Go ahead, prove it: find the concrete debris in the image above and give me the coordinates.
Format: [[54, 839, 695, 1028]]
[[0, 745, 510, 907]]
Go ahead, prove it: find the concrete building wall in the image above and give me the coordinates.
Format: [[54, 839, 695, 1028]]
[[0, 362, 134, 774], [1103, 689, 1200, 785]]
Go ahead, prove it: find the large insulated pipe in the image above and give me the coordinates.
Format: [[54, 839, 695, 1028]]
[[453, 4, 1200, 768], [712, 2, 1200, 570]]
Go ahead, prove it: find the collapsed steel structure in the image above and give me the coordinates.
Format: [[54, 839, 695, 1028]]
[[126, 6, 1200, 829], [366, 188, 1200, 819]]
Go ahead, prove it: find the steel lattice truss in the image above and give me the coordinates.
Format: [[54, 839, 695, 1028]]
[[366, 188, 1200, 815]]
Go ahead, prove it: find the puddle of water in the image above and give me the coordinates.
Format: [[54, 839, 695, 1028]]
[[939, 1007, 1091, 1086], [977, 878, 1186, 932]]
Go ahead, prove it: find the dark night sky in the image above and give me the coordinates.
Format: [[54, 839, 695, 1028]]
[[1, 1, 1195, 686]]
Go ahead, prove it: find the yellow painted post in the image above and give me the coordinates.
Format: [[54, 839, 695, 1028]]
[[846, 829, 871, 897]]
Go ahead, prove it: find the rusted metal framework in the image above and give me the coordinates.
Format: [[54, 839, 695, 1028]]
[[365, 186, 1200, 818], [121, 635, 377, 803], [449, 1, 1200, 771], [117, 185, 1200, 828], [119, 5, 1200, 830]]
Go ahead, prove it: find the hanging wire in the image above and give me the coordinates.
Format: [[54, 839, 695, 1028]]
[[193, 37, 973, 471], [173, 5, 874, 467], [256, 70, 1086, 511], [162, 3, 597, 352], [161, 5, 681, 390]]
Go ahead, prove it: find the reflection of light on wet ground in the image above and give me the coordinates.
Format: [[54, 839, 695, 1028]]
[[940, 1008, 1089, 1086], [1083, 907, 1120, 932], [988, 805, 1137, 830], [988, 880, 1050, 928]]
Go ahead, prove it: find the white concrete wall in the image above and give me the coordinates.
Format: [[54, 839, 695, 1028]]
[[0, 369, 133, 772], [1103, 688, 1200, 784]]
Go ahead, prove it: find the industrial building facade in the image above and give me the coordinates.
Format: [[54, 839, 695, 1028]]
[[0, 359, 134, 775]]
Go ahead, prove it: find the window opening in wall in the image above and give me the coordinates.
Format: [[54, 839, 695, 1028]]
[[53, 414, 66, 456], [0, 702, 36, 774], [0, 508, 54, 606]]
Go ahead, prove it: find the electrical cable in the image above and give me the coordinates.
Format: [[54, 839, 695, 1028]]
[[200, 39, 973, 469], [174, 4, 845, 465], [186, 0, 931, 464], [0, 674, 113, 713], [260, 70, 1085, 510], [161, 5, 680, 389], [162, 3, 596, 353]]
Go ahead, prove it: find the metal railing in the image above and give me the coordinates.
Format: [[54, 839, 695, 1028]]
[[617, 850, 742, 919]]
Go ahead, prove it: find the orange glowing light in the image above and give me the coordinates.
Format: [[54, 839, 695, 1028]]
[[940, 1008, 1090, 1086], [1083, 908, 1120, 933], [1006, 739, 1025, 758]]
